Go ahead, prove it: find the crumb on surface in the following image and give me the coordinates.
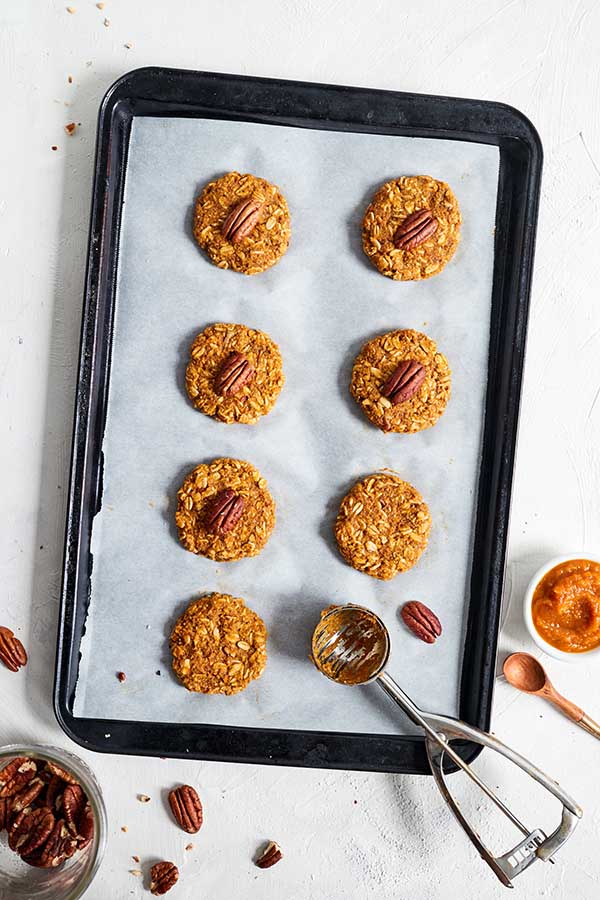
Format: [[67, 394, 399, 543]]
[[51, 146, 58, 151], [65, 122, 77, 136]]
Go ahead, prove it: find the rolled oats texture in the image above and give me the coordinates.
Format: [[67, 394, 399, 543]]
[[170, 593, 267, 694], [334, 473, 431, 580]]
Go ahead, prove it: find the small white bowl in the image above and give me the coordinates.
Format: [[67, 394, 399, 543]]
[[523, 553, 600, 662]]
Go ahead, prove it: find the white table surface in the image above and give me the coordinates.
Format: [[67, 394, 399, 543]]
[[2, 1, 600, 897]]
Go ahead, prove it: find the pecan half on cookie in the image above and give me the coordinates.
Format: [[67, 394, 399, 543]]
[[204, 488, 246, 535], [186, 323, 284, 425], [350, 329, 450, 434], [362, 175, 461, 280], [175, 457, 275, 562], [193, 171, 291, 275], [214, 351, 255, 397], [222, 198, 264, 244]]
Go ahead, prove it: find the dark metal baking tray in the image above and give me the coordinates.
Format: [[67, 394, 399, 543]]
[[54, 67, 542, 773]]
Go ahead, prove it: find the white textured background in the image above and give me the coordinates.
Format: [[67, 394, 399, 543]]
[[1, 2, 600, 898]]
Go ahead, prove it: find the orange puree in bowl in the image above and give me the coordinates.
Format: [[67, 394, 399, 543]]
[[532, 559, 600, 652]]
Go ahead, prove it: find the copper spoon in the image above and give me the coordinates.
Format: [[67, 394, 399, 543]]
[[503, 652, 600, 739]]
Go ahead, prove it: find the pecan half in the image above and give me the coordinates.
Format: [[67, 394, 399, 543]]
[[44, 761, 79, 785], [150, 860, 179, 895], [393, 209, 438, 250], [11, 777, 45, 814], [63, 783, 85, 834], [75, 800, 94, 849], [222, 198, 263, 243], [0, 797, 8, 831], [381, 360, 426, 405], [401, 601, 442, 644], [215, 351, 255, 397], [168, 784, 203, 834], [256, 840, 283, 869], [40, 818, 77, 867], [204, 488, 246, 535], [0, 626, 27, 672], [0, 758, 37, 798], [10, 806, 54, 856], [45, 775, 66, 813], [21, 847, 52, 868]]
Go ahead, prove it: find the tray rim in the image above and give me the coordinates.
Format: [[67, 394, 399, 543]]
[[54, 66, 542, 774]]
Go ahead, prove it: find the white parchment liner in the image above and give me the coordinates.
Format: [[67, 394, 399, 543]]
[[74, 116, 499, 737]]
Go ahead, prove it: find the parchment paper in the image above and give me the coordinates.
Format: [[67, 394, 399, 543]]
[[74, 116, 499, 737]]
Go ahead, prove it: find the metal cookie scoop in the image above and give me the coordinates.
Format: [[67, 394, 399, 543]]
[[312, 604, 582, 888]]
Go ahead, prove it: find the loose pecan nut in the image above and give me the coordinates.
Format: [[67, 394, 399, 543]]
[[401, 601, 442, 644], [381, 360, 426, 405], [150, 860, 179, 895], [204, 488, 246, 535], [256, 840, 283, 868], [215, 351, 255, 397], [393, 209, 438, 250], [222, 198, 263, 243], [11, 777, 45, 814], [0, 626, 27, 672], [0, 758, 37, 798], [168, 784, 203, 834]]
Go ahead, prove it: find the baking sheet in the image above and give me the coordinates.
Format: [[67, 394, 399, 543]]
[[74, 116, 499, 736]]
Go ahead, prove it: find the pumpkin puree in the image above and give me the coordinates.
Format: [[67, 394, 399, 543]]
[[532, 559, 600, 653]]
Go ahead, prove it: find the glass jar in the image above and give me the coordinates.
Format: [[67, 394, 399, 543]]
[[0, 743, 107, 900]]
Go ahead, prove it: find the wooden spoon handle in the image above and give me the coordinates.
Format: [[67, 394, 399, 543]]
[[549, 689, 600, 739], [546, 688, 585, 722]]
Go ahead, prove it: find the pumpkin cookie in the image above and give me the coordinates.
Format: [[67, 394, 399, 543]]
[[185, 323, 284, 425], [362, 175, 461, 280], [170, 593, 267, 695], [175, 458, 275, 561], [193, 172, 291, 275], [350, 329, 451, 433], [334, 473, 431, 580]]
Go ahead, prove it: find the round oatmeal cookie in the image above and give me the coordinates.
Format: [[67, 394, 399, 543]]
[[185, 322, 284, 425], [193, 171, 291, 275], [350, 329, 451, 433], [170, 593, 267, 695], [175, 458, 275, 562], [334, 473, 431, 580], [362, 175, 461, 280]]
